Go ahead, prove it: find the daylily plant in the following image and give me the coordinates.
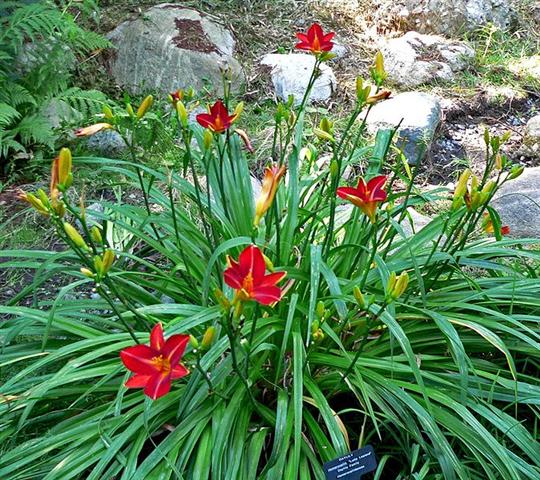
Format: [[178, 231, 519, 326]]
[[337, 175, 388, 223], [224, 245, 286, 305], [120, 323, 190, 400]]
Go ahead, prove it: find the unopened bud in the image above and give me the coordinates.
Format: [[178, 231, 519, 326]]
[[214, 288, 231, 310], [312, 328, 325, 342], [58, 148, 72, 187], [80, 268, 94, 278], [509, 165, 524, 180], [330, 159, 339, 178], [353, 286, 366, 309], [201, 326, 216, 349], [136, 95, 153, 119], [319, 117, 333, 134], [316, 301, 325, 319], [233, 102, 244, 119], [90, 226, 103, 244], [189, 335, 199, 349], [126, 103, 135, 117], [176, 101, 188, 126], [203, 129, 213, 150], [103, 105, 114, 120], [262, 253, 274, 272], [101, 249, 115, 274], [392, 272, 409, 299], [63, 223, 87, 249]]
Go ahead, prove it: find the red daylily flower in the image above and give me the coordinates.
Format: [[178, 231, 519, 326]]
[[295, 23, 335, 55], [337, 175, 388, 223], [224, 245, 286, 305], [120, 323, 190, 400], [196, 100, 237, 133]]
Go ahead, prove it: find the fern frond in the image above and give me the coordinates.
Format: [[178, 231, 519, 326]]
[[56, 87, 107, 116], [13, 113, 55, 148], [1, 4, 63, 51], [0, 83, 35, 107], [0, 102, 20, 126]]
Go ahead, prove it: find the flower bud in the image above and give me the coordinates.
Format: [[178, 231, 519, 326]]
[[233, 101, 244, 119], [176, 101, 188, 126], [311, 319, 320, 333], [136, 95, 153, 119], [80, 268, 94, 278], [313, 128, 334, 143], [509, 165, 524, 180], [353, 286, 366, 309], [63, 223, 87, 249], [262, 252, 275, 272], [90, 226, 103, 244], [319, 117, 333, 134], [316, 301, 325, 319], [329, 159, 339, 178], [36, 189, 51, 209], [203, 129, 213, 150], [101, 249, 115, 274], [452, 168, 472, 210], [312, 328, 325, 342], [214, 288, 231, 310], [366, 90, 391, 105], [189, 335, 199, 349], [126, 103, 135, 117], [494, 153, 503, 170], [103, 105, 114, 120], [201, 326, 216, 349], [58, 147, 72, 187], [370, 51, 387, 86], [288, 111, 297, 127], [20, 192, 49, 216], [392, 272, 409, 299], [53, 202, 66, 218], [355, 77, 365, 102]]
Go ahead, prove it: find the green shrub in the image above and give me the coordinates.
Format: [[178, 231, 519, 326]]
[[0, 0, 109, 177], [1, 28, 539, 479]]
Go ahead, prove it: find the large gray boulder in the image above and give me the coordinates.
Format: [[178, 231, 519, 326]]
[[108, 4, 244, 95], [260, 54, 336, 105], [381, 32, 474, 87], [491, 167, 540, 238], [381, 0, 512, 36], [366, 92, 442, 164]]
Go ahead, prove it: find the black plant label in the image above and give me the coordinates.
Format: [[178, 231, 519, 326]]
[[323, 445, 377, 479]]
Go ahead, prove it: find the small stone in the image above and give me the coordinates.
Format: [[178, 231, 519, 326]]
[[381, 32, 474, 87], [87, 130, 127, 157], [366, 92, 442, 164], [260, 53, 336, 105]]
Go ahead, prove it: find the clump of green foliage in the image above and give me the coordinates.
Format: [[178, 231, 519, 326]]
[[0, 0, 109, 178]]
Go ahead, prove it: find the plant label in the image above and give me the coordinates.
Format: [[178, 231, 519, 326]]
[[323, 445, 377, 479]]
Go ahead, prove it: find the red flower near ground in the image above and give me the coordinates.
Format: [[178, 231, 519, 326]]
[[196, 100, 237, 133], [295, 23, 334, 55], [120, 323, 189, 400], [337, 175, 388, 223], [224, 245, 286, 305]]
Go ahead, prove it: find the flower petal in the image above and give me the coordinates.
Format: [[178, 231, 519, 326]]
[[196, 113, 214, 129], [252, 285, 282, 305], [125, 374, 151, 388], [144, 373, 171, 400], [163, 334, 190, 366], [259, 271, 286, 288], [150, 323, 165, 351], [120, 345, 158, 375], [224, 265, 244, 289], [171, 364, 189, 379], [239, 245, 266, 281]]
